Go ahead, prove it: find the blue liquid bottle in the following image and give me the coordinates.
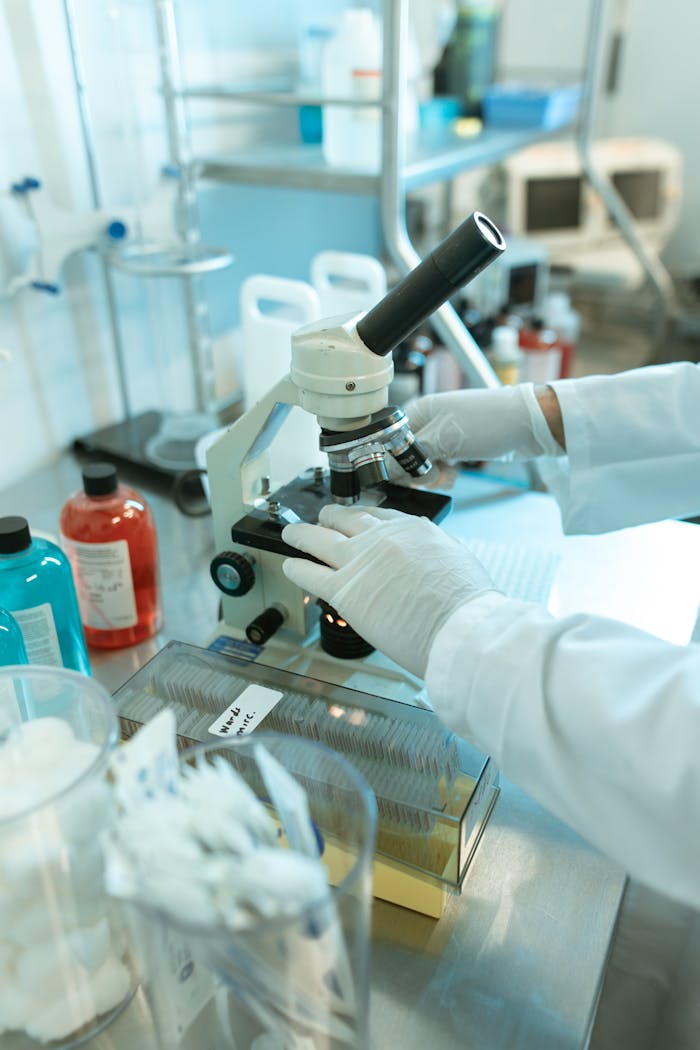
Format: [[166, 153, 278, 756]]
[[0, 516, 91, 675], [0, 607, 28, 665]]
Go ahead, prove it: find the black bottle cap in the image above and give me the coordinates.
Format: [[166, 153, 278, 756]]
[[82, 462, 118, 497], [0, 516, 32, 554]]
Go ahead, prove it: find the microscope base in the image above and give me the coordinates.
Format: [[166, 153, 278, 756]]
[[207, 623, 432, 708]]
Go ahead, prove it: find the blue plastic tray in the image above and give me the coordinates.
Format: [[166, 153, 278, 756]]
[[482, 83, 582, 130]]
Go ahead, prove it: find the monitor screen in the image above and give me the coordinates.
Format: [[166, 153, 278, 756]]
[[525, 176, 582, 232], [508, 263, 538, 307], [610, 170, 661, 221]]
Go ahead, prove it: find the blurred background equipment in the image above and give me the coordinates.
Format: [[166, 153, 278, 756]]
[[1, 0, 698, 498]]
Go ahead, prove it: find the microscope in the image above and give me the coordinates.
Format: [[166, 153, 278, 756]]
[[206, 212, 505, 695]]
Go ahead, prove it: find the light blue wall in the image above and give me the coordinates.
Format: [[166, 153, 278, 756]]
[[199, 185, 382, 335]]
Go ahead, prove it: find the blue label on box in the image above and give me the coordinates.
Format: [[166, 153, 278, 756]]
[[207, 635, 263, 661]]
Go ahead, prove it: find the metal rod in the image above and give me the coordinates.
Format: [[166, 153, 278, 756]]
[[379, 0, 500, 389], [576, 0, 676, 355], [180, 87, 390, 109], [62, 0, 133, 418], [154, 0, 217, 412]]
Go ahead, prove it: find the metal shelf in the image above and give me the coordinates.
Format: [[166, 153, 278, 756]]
[[401, 124, 570, 190], [193, 145, 378, 194], [193, 124, 570, 195], [181, 84, 382, 110], [159, 0, 609, 389]]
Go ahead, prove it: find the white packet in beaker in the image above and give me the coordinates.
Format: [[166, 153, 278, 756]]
[[254, 742, 320, 858], [109, 708, 179, 812]]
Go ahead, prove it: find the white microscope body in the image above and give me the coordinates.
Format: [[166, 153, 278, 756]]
[[206, 212, 505, 686], [206, 313, 396, 645]]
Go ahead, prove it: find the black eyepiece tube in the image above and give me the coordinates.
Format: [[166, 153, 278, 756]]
[[356, 211, 505, 358]]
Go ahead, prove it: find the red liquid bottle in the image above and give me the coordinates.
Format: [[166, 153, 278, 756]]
[[59, 463, 163, 649]]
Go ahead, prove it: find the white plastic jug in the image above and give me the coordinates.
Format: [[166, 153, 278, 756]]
[[321, 7, 383, 171], [310, 250, 387, 317], [240, 275, 325, 483]]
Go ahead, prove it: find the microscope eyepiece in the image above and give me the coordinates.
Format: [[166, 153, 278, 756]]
[[355, 210, 506, 358]]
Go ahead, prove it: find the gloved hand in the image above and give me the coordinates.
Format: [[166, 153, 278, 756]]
[[282, 505, 499, 679], [395, 383, 562, 484]]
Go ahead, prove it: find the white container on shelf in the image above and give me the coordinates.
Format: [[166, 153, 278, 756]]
[[321, 7, 383, 171]]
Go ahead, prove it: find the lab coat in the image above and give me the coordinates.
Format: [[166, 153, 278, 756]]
[[425, 361, 700, 1049]]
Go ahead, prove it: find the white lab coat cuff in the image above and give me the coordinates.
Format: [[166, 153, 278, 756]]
[[426, 590, 522, 748], [543, 378, 595, 533], [520, 383, 565, 457]]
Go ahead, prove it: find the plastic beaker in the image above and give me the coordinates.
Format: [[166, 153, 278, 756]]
[[0, 666, 135, 1047], [131, 732, 377, 1050]]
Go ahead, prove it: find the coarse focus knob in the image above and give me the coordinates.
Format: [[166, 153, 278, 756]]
[[210, 551, 255, 596]]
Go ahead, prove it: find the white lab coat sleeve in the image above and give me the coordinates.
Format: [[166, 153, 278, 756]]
[[537, 362, 700, 534], [425, 591, 700, 911]]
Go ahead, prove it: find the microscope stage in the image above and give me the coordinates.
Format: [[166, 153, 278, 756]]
[[231, 476, 452, 560]]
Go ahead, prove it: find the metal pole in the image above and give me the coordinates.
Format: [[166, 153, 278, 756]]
[[154, 0, 217, 413], [62, 0, 133, 418], [576, 0, 676, 355], [379, 0, 499, 389]]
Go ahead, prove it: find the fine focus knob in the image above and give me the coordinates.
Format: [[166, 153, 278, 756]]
[[246, 604, 286, 645], [210, 551, 255, 596]]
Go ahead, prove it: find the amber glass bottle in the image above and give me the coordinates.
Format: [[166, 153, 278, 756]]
[[59, 463, 163, 649]]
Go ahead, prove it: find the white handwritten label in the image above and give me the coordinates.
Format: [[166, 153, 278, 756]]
[[207, 685, 284, 738], [61, 537, 137, 629]]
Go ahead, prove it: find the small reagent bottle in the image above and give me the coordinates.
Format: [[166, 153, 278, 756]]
[[60, 463, 163, 650], [487, 324, 524, 385], [0, 516, 91, 674]]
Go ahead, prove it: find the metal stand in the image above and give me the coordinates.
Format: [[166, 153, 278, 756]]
[[380, 0, 499, 390], [575, 0, 677, 360], [63, 0, 132, 418]]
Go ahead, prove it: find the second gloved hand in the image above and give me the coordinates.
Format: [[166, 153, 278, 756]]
[[396, 384, 563, 483], [282, 505, 499, 679]]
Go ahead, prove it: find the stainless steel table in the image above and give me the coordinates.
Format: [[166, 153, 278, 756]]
[[0, 457, 644, 1049]]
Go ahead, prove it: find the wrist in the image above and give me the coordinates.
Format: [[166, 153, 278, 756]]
[[534, 385, 566, 451]]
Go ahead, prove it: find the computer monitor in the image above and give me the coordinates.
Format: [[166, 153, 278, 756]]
[[483, 137, 682, 269]]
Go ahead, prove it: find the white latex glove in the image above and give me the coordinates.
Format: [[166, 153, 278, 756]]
[[398, 383, 562, 483], [282, 505, 499, 679]]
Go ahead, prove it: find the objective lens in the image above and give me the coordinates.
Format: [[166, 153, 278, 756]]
[[329, 465, 359, 504], [388, 432, 432, 477], [350, 442, 389, 489]]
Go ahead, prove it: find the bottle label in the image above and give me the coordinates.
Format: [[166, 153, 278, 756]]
[[61, 537, 138, 630], [13, 603, 63, 666], [352, 69, 381, 121]]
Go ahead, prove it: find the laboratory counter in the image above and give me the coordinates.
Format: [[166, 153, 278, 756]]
[[8, 452, 700, 1049]]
